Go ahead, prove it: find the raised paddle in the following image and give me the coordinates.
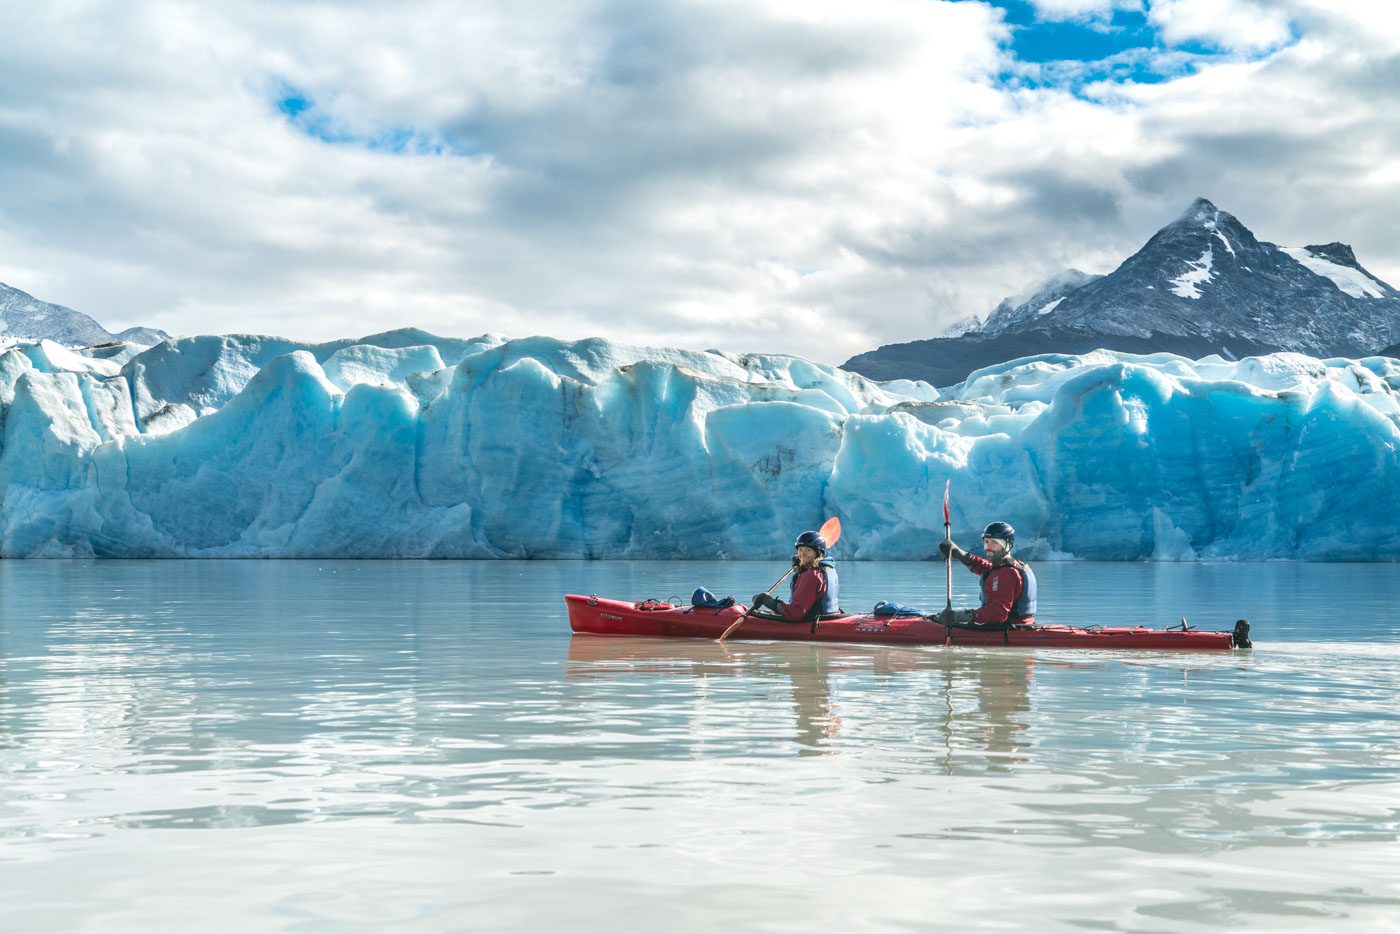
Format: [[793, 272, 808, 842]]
[[717, 516, 842, 643], [942, 480, 953, 645]]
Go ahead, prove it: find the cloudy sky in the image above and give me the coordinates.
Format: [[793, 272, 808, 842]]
[[1, 0, 1397, 362]]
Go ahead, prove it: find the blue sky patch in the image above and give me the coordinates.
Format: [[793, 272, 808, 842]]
[[276, 93, 312, 120], [993, 1, 1159, 64], [273, 81, 454, 156], [964, 0, 1298, 92]]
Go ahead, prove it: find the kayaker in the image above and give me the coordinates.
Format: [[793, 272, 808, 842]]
[[751, 530, 841, 622], [936, 521, 1037, 627]]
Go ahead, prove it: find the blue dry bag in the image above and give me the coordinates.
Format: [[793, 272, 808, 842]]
[[692, 588, 736, 609], [873, 600, 926, 617]]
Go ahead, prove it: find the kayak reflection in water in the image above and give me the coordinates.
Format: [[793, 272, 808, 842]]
[[936, 521, 1038, 628], [749, 529, 842, 622], [563, 638, 1035, 767]]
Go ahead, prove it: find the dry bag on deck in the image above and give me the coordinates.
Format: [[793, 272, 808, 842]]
[[692, 588, 736, 609]]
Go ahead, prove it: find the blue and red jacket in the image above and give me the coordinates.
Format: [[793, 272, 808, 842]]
[[962, 554, 1037, 626], [775, 560, 841, 621]]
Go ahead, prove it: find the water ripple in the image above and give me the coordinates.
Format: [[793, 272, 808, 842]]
[[2, 560, 1399, 929]]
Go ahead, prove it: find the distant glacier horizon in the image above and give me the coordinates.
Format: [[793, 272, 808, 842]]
[[1, 329, 1397, 561]]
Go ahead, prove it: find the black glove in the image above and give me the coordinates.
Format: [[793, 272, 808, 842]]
[[938, 540, 966, 562], [791, 554, 802, 567]]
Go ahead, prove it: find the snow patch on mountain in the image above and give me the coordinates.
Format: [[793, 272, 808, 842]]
[[1169, 247, 1215, 299], [1280, 247, 1387, 299]]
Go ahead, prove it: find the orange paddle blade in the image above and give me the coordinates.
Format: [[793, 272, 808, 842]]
[[819, 516, 842, 547]]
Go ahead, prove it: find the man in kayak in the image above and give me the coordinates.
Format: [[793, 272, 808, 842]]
[[750, 530, 841, 622], [937, 521, 1037, 627]]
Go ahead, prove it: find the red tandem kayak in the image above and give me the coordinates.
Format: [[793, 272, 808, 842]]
[[566, 595, 1252, 650]]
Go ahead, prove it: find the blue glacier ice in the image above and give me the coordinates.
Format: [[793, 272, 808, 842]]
[[1, 330, 1397, 559]]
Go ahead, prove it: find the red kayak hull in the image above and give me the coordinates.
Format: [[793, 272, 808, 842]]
[[565, 595, 1243, 650]]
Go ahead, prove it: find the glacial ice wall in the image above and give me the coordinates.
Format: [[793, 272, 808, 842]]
[[1, 330, 1397, 559]]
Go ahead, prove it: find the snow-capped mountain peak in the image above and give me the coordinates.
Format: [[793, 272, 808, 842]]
[[980, 268, 1101, 336], [1178, 195, 1221, 225], [981, 197, 1400, 352], [0, 281, 169, 347], [845, 197, 1400, 385], [939, 313, 984, 338]]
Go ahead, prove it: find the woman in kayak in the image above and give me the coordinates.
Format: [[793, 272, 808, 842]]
[[937, 521, 1037, 627], [750, 530, 841, 622]]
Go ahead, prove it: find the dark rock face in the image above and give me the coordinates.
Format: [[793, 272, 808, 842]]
[[845, 197, 1400, 386], [844, 327, 1281, 386], [1304, 242, 1359, 267], [1, 282, 169, 346]]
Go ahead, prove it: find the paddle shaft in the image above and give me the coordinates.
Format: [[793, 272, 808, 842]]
[[940, 480, 954, 643], [943, 516, 953, 642], [716, 565, 795, 642], [944, 521, 953, 613]]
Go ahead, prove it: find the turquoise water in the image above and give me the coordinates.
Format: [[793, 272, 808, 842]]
[[2, 560, 1399, 931]]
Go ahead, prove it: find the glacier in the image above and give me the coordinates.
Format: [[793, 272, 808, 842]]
[[1, 330, 1398, 560]]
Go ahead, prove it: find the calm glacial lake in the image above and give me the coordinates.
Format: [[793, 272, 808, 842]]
[[2, 560, 1398, 931]]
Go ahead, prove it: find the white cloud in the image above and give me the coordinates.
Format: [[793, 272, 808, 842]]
[[1147, 0, 1293, 53], [1026, 0, 1142, 23], [0, 0, 1397, 364]]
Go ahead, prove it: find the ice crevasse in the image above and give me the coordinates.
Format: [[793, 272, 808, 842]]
[[0, 329, 1397, 560]]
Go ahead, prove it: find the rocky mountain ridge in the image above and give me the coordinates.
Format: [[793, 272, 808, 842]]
[[845, 198, 1400, 385], [1, 281, 169, 347]]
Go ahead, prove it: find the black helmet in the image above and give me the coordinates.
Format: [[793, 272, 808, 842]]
[[793, 530, 828, 554], [981, 521, 1015, 548]]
